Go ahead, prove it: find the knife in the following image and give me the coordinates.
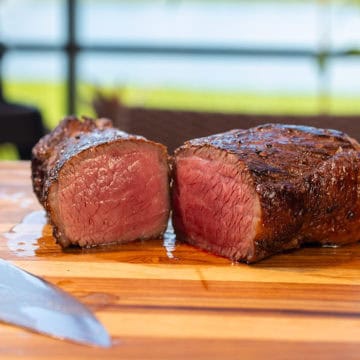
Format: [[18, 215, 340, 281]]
[[0, 259, 111, 347]]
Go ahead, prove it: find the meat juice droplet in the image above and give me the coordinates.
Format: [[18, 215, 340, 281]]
[[4, 211, 179, 260], [4, 210, 55, 257], [163, 220, 176, 259]]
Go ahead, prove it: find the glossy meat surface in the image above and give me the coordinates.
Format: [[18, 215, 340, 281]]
[[172, 124, 360, 263], [32, 116, 170, 248]]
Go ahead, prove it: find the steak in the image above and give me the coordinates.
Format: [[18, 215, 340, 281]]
[[172, 123, 360, 263], [32, 116, 170, 248]]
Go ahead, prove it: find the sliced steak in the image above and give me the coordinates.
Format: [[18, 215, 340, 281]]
[[172, 123, 360, 263], [32, 116, 170, 248]]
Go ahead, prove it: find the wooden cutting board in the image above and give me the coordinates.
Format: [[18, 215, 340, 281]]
[[1, 161, 360, 359]]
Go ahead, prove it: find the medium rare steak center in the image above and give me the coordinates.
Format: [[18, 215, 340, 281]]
[[32, 116, 170, 248], [172, 124, 360, 263]]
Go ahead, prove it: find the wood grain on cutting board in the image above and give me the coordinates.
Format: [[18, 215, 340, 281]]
[[1, 161, 360, 359]]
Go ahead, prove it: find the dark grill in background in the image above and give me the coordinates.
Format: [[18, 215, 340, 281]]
[[113, 107, 360, 152]]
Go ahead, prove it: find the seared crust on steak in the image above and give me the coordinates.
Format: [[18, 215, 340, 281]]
[[172, 124, 360, 263], [32, 116, 170, 248], [32, 116, 115, 204]]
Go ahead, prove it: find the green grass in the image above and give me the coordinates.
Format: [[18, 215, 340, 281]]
[[2, 81, 360, 159], [0, 143, 19, 160], [4, 82, 67, 130], [4, 81, 360, 132]]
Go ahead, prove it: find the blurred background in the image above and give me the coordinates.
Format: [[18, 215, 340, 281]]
[[0, 0, 360, 159]]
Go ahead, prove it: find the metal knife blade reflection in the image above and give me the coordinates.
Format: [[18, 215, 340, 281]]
[[0, 259, 111, 347]]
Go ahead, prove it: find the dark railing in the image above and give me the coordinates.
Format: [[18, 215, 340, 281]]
[[0, 0, 359, 115]]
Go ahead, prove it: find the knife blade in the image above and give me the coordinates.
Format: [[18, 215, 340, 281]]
[[0, 259, 111, 347]]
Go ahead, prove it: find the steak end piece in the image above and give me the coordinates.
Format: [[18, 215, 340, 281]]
[[32, 116, 170, 248], [172, 123, 360, 263]]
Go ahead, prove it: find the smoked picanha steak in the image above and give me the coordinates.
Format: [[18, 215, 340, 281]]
[[32, 116, 170, 248], [172, 123, 360, 263]]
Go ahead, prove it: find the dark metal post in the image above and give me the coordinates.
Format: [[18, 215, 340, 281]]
[[66, 0, 77, 115], [0, 42, 4, 101]]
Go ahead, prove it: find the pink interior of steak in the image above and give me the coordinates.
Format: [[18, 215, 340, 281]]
[[173, 148, 261, 261], [48, 140, 169, 247]]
